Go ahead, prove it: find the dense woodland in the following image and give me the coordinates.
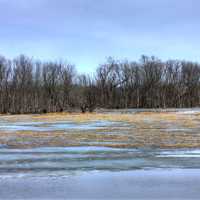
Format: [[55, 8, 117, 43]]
[[0, 55, 200, 114]]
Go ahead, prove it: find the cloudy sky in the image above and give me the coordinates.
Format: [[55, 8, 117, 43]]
[[0, 0, 199, 72]]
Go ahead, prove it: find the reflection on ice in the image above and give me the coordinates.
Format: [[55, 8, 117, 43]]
[[0, 146, 131, 153], [157, 149, 200, 157], [0, 147, 200, 177]]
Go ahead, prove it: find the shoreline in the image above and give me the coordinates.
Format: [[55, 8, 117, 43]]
[[0, 107, 200, 115]]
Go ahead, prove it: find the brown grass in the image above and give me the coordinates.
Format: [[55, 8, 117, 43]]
[[0, 111, 200, 149]]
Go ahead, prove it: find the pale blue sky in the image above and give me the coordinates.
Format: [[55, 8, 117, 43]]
[[0, 0, 199, 73]]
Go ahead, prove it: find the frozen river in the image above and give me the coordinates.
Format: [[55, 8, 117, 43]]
[[0, 110, 200, 199], [0, 146, 200, 177], [0, 146, 200, 199]]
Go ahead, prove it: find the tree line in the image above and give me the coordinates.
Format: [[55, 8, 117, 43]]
[[0, 54, 200, 114]]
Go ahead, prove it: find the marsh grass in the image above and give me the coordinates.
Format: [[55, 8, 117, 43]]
[[1, 111, 200, 149]]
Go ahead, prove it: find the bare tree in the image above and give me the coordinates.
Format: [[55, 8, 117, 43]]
[[0, 54, 199, 114]]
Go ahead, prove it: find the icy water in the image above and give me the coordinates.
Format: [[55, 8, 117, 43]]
[[1, 111, 200, 199], [0, 109, 200, 178], [0, 146, 200, 177], [0, 120, 122, 132]]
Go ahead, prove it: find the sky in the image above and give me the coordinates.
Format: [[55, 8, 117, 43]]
[[0, 0, 199, 73]]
